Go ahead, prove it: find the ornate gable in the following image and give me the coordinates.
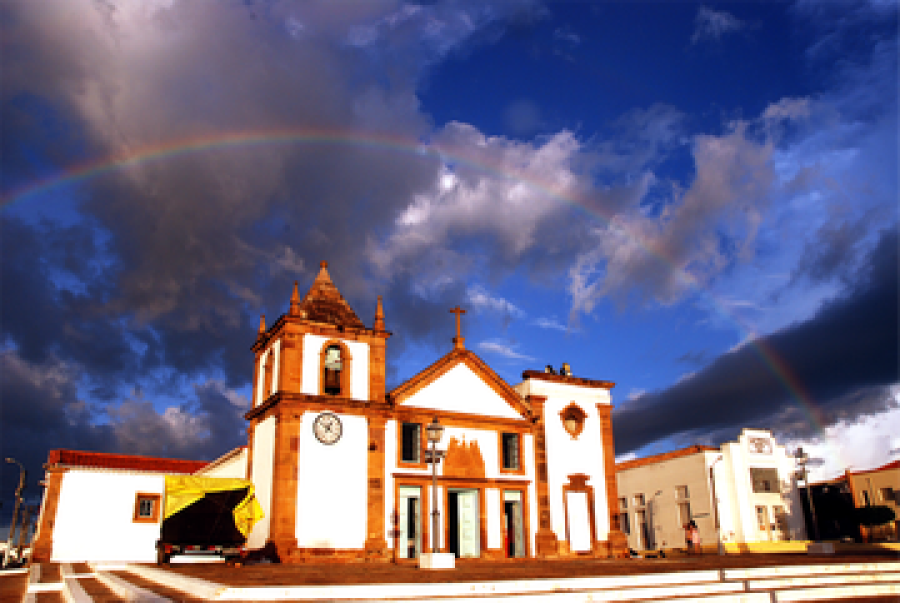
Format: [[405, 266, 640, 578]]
[[388, 349, 531, 419], [298, 262, 365, 329]]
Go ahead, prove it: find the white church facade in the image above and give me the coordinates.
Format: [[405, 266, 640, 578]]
[[32, 262, 628, 563]]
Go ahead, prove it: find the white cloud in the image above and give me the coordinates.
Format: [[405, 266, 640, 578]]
[[779, 395, 900, 483], [467, 285, 525, 319], [570, 121, 775, 316], [532, 317, 570, 332], [615, 451, 637, 464], [691, 6, 746, 44], [477, 340, 534, 361]]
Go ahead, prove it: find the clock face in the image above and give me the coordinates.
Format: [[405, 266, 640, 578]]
[[749, 437, 772, 454], [313, 412, 342, 445]]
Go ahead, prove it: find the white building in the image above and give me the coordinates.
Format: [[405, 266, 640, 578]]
[[615, 429, 807, 552], [30, 451, 210, 563], [33, 262, 628, 563]]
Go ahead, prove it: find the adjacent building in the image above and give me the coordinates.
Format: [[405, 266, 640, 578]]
[[615, 429, 807, 552]]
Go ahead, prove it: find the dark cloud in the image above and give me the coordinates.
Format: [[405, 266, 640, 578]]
[[614, 225, 899, 453]]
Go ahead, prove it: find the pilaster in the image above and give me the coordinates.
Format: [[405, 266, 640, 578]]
[[597, 403, 628, 558], [280, 330, 303, 394], [528, 394, 558, 557], [31, 468, 66, 562], [365, 416, 389, 560], [269, 410, 301, 557]]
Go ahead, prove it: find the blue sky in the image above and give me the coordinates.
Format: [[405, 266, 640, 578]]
[[1, 0, 898, 515]]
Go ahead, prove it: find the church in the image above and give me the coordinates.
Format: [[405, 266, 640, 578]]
[[31, 262, 628, 563]]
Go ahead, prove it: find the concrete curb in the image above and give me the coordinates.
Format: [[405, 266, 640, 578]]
[[60, 564, 92, 603]]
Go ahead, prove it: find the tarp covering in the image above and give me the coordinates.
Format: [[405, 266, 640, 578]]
[[164, 476, 264, 536]]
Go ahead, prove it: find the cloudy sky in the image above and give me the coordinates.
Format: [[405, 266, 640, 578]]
[[1, 0, 897, 516]]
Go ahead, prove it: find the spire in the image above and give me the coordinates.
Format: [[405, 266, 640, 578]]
[[258, 314, 266, 336], [290, 281, 301, 316], [374, 295, 385, 331], [293, 261, 365, 329]]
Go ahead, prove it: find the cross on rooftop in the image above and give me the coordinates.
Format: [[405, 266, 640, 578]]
[[450, 306, 466, 350]]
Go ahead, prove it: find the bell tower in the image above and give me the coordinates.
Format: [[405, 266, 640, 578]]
[[245, 261, 391, 562]]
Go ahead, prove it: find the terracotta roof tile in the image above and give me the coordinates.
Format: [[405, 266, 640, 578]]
[[616, 444, 718, 471], [47, 449, 209, 474]]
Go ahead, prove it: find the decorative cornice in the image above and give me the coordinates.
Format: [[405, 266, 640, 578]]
[[521, 370, 615, 389]]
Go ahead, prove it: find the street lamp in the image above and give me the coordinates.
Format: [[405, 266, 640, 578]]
[[708, 455, 724, 556], [4, 458, 26, 568], [424, 417, 445, 554], [794, 447, 819, 542]]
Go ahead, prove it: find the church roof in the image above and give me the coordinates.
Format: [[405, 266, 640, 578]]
[[46, 449, 209, 474], [297, 262, 365, 329]]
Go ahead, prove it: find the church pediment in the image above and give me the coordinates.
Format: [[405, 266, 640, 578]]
[[389, 350, 530, 420]]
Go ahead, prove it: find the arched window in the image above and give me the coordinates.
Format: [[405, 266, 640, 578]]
[[320, 341, 352, 397], [323, 345, 343, 395]]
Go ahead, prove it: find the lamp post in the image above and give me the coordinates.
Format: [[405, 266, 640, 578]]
[[424, 417, 445, 554], [708, 455, 724, 555], [4, 458, 26, 568], [794, 447, 819, 542]]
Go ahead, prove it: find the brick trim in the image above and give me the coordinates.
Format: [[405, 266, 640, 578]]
[[133, 492, 162, 523], [562, 474, 597, 556], [31, 467, 66, 562], [318, 339, 353, 399], [365, 416, 388, 560], [521, 370, 614, 389]]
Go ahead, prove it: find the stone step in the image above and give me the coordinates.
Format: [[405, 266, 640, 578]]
[[75, 560, 900, 603]]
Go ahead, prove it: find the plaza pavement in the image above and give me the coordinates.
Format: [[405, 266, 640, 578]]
[[3, 551, 899, 602]]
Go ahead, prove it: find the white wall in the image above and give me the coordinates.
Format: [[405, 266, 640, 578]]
[[617, 452, 715, 550], [247, 415, 276, 549], [51, 471, 165, 563], [301, 334, 369, 401], [518, 378, 612, 544], [255, 349, 268, 406], [403, 364, 522, 419], [197, 448, 248, 479], [296, 411, 368, 549]]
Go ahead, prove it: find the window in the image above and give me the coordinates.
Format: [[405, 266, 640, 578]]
[[880, 487, 895, 503], [634, 493, 645, 507], [322, 344, 343, 395], [401, 423, 421, 463], [756, 505, 769, 532], [133, 493, 161, 523], [619, 511, 630, 534], [559, 403, 587, 439], [675, 485, 689, 499], [678, 501, 692, 527], [750, 467, 780, 493], [502, 433, 520, 470], [618, 497, 627, 510]]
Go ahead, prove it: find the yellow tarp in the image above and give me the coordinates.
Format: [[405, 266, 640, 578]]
[[163, 476, 264, 537]]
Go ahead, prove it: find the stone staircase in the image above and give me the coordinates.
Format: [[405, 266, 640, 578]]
[[17, 559, 900, 602]]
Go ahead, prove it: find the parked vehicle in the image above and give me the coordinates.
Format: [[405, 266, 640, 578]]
[[156, 477, 262, 565]]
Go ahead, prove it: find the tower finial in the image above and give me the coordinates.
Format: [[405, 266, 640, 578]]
[[374, 295, 385, 331], [258, 314, 266, 336], [290, 281, 301, 316], [449, 306, 466, 350]]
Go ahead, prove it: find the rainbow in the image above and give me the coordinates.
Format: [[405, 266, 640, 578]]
[[0, 129, 829, 443]]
